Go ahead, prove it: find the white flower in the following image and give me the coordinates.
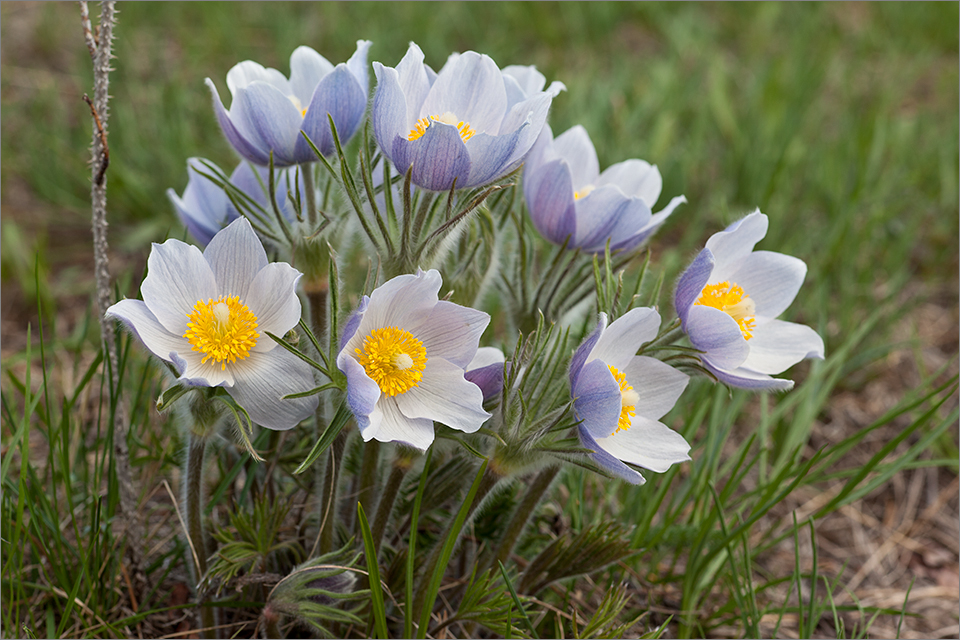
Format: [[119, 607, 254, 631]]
[[674, 210, 825, 390], [105, 217, 318, 430], [569, 308, 691, 485], [337, 269, 491, 450]]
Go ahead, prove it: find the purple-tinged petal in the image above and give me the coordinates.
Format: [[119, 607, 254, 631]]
[[289, 46, 334, 107], [345, 40, 373, 99], [369, 396, 435, 450], [465, 347, 505, 402], [206, 78, 272, 166], [176, 351, 235, 388], [596, 159, 661, 205], [579, 427, 646, 485], [742, 319, 824, 374], [229, 347, 319, 430], [592, 415, 690, 473], [705, 210, 767, 268], [296, 64, 367, 160], [609, 195, 686, 254], [575, 189, 649, 253], [464, 129, 521, 188], [422, 51, 506, 134], [719, 251, 806, 320], [203, 217, 268, 302], [501, 65, 547, 103], [497, 91, 553, 172], [620, 356, 689, 420], [141, 239, 218, 336], [702, 360, 795, 391], [168, 188, 219, 248], [105, 299, 189, 369], [230, 83, 302, 166], [685, 305, 750, 370], [339, 296, 369, 352], [411, 300, 489, 369], [569, 313, 605, 388], [524, 157, 577, 245], [392, 123, 471, 192], [394, 357, 491, 434], [572, 359, 622, 441], [553, 125, 599, 189], [372, 63, 408, 166], [244, 263, 303, 349], [337, 348, 381, 433], [588, 307, 661, 372], [674, 248, 715, 325]]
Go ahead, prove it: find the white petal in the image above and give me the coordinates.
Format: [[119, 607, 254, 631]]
[[367, 396, 435, 451], [289, 45, 334, 107], [596, 159, 661, 205], [226, 60, 292, 97], [141, 238, 218, 336], [105, 299, 189, 368], [410, 301, 489, 369], [355, 270, 441, 338], [552, 125, 599, 189], [705, 210, 767, 270], [394, 358, 490, 434], [229, 348, 318, 430], [743, 319, 824, 374], [421, 51, 506, 134], [718, 251, 806, 320], [684, 305, 750, 370], [468, 347, 505, 370], [203, 217, 268, 301], [243, 263, 304, 352], [587, 307, 661, 371], [621, 356, 689, 420], [593, 416, 691, 473]]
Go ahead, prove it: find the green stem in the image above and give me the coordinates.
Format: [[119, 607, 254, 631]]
[[370, 453, 412, 551], [185, 433, 216, 639], [488, 464, 559, 572], [302, 162, 317, 229]]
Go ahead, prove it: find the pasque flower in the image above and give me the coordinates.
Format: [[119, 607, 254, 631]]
[[105, 217, 318, 430], [372, 43, 562, 191], [337, 269, 491, 450], [207, 41, 372, 166], [465, 347, 506, 402], [168, 158, 307, 246], [674, 210, 825, 390], [569, 308, 691, 485], [524, 124, 686, 253]]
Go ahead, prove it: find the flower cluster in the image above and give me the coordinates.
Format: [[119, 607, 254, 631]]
[[111, 40, 824, 483]]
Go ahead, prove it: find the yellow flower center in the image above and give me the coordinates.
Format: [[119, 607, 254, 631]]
[[183, 295, 260, 370], [574, 185, 596, 200], [289, 96, 308, 118], [695, 281, 757, 340], [408, 111, 476, 142], [609, 365, 639, 435], [355, 326, 428, 396]]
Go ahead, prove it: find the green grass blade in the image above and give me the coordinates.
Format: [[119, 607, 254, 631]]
[[357, 502, 389, 640]]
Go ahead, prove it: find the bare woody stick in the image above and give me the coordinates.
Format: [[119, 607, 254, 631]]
[[80, 0, 145, 580]]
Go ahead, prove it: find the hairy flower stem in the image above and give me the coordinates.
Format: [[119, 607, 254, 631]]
[[370, 453, 413, 551], [486, 465, 559, 573], [301, 163, 317, 229], [413, 464, 502, 625], [185, 433, 216, 639], [318, 430, 347, 555], [356, 440, 381, 533]]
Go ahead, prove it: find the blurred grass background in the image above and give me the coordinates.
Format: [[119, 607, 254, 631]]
[[2, 2, 957, 638]]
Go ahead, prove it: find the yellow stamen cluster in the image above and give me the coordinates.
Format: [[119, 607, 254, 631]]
[[183, 295, 260, 370], [355, 326, 428, 396], [609, 365, 639, 435], [408, 112, 476, 142], [695, 281, 757, 340]]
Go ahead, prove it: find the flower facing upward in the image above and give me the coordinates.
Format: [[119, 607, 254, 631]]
[[569, 308, 691, 485], [105, 218, 318, 430], [167, 158, 307, 246], [337, 269, 491, 450], [207, 41, 372, 166], [372, 43, 562, 191], [674, 210, 825, 390], [524, 124, 686, 253]]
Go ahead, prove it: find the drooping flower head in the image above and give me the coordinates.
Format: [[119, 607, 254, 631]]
[[569, 308, 691, 485], [207, 41, 372, 166], [524, 124, 686, 253], [372, 43, 563, 192], [105, 217, 318, 430], [337, 269, 491, 450], [674, 210, 825, 390], [168, 158, 308, 246]]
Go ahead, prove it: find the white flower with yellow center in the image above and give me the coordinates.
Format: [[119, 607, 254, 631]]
[[105, 217, 318, 430], [337, 269, 492, 450], [674, 210, 825, 390], [569, 308, 691, 485]]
